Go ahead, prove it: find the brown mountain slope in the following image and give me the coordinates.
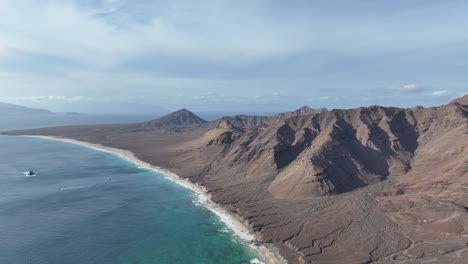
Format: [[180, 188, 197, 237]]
[[166, 97, 467, 263], [451, 94, 468, 105], [179, 106, 420, 199], [2, 96, 467, 263]]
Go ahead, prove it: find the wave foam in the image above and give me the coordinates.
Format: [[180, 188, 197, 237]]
[[250, 258, 264, 264]]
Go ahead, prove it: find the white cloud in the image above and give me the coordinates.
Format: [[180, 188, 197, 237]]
[[190, 92, 285, 105], [8, 95, 90, 102], [396, 84, 425, 93], [0, 1, 467, 112], [0, 0, 305, 71], [432, 90, 448, 96]]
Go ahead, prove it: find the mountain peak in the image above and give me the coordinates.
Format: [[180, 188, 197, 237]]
[[173, 108, 191, 114], [450, 94, 468, 106], [295, 105, 312, 112], [146, 108, 207, 128], [274, 105, 326, 120], [294, 105, 327, 115]]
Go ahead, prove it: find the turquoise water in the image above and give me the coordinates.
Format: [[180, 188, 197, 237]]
[[0, 135, 258, 264]]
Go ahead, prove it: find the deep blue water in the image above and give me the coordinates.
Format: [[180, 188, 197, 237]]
[[0, 116, 259, 264]]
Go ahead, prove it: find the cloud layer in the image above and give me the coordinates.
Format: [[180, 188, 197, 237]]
[[0, 0, 467, 112]]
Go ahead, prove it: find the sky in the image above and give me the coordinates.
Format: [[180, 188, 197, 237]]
[[0, 0, 467, 114]]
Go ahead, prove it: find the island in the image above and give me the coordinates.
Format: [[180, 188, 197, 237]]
[[0, 102, 54, 116]]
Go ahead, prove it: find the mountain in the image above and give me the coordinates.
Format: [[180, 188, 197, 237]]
[[451, 94, 468, 105], [3, 95, 467, 263], [189, 102, 466, 198], [270, 105, 327, 123], [217, 106, 326, 128], [143, 108, 207, 129], [0, 102, 53, 116], [171, 97, 467, 263]]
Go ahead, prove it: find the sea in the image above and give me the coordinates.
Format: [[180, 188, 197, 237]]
[[0, 114, 260, 264]]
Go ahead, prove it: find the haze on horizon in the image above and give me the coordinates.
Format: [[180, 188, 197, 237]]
[[0, 0, 467, 114]]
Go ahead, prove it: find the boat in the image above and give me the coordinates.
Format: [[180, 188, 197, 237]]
[[24, 171, 37, 177]]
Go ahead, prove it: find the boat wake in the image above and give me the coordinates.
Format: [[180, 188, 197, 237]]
[[60, 186, 91, 191]]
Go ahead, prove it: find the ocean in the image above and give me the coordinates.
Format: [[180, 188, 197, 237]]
[[0, 115, 260, 264]]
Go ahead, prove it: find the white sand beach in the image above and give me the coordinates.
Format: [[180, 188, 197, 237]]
[[25, 135, 287, 264]]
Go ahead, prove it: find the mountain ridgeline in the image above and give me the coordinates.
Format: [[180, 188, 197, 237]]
[[217, 106, 327, 129], [3, 95, 468, 263]]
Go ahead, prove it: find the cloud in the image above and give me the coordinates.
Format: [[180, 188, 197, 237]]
[[431, 90, 448, 96], [396, 84, 425, 93], [0, 0, 305, 73], [8, 95, 90, 102], [191, 92, 283, 104], [0, 1, 468, 112], [376, 84, 425, 97]]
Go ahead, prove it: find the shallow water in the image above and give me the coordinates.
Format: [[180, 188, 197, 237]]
[[0, 135, 258, 264]]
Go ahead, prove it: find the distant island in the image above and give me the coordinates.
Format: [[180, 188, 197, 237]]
[[0, 102, 54, 116], [64, 112, 81, 116], [3, 94, 467, 264]]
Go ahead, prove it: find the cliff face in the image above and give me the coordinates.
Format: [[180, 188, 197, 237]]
[[3, 96, 467, 263]]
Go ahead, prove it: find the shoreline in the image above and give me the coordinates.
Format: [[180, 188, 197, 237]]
[[24, 135, 287, 264]]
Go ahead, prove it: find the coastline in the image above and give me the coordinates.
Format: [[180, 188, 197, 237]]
[[24, 135, 287, 264]]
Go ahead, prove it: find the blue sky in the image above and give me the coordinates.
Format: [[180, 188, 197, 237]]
[[0, 0, 467, 113]]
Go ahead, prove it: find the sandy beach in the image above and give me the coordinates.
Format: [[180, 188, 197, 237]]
[[25, 135, 287, 264]]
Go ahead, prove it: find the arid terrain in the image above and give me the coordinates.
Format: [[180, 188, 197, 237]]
[[3, 95, 467, 264]]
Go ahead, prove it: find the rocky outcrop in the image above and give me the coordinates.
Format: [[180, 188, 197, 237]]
[[215, 119, 241, 131]]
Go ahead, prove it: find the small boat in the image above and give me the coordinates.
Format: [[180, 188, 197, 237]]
[[25, 171, 37, 177]]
